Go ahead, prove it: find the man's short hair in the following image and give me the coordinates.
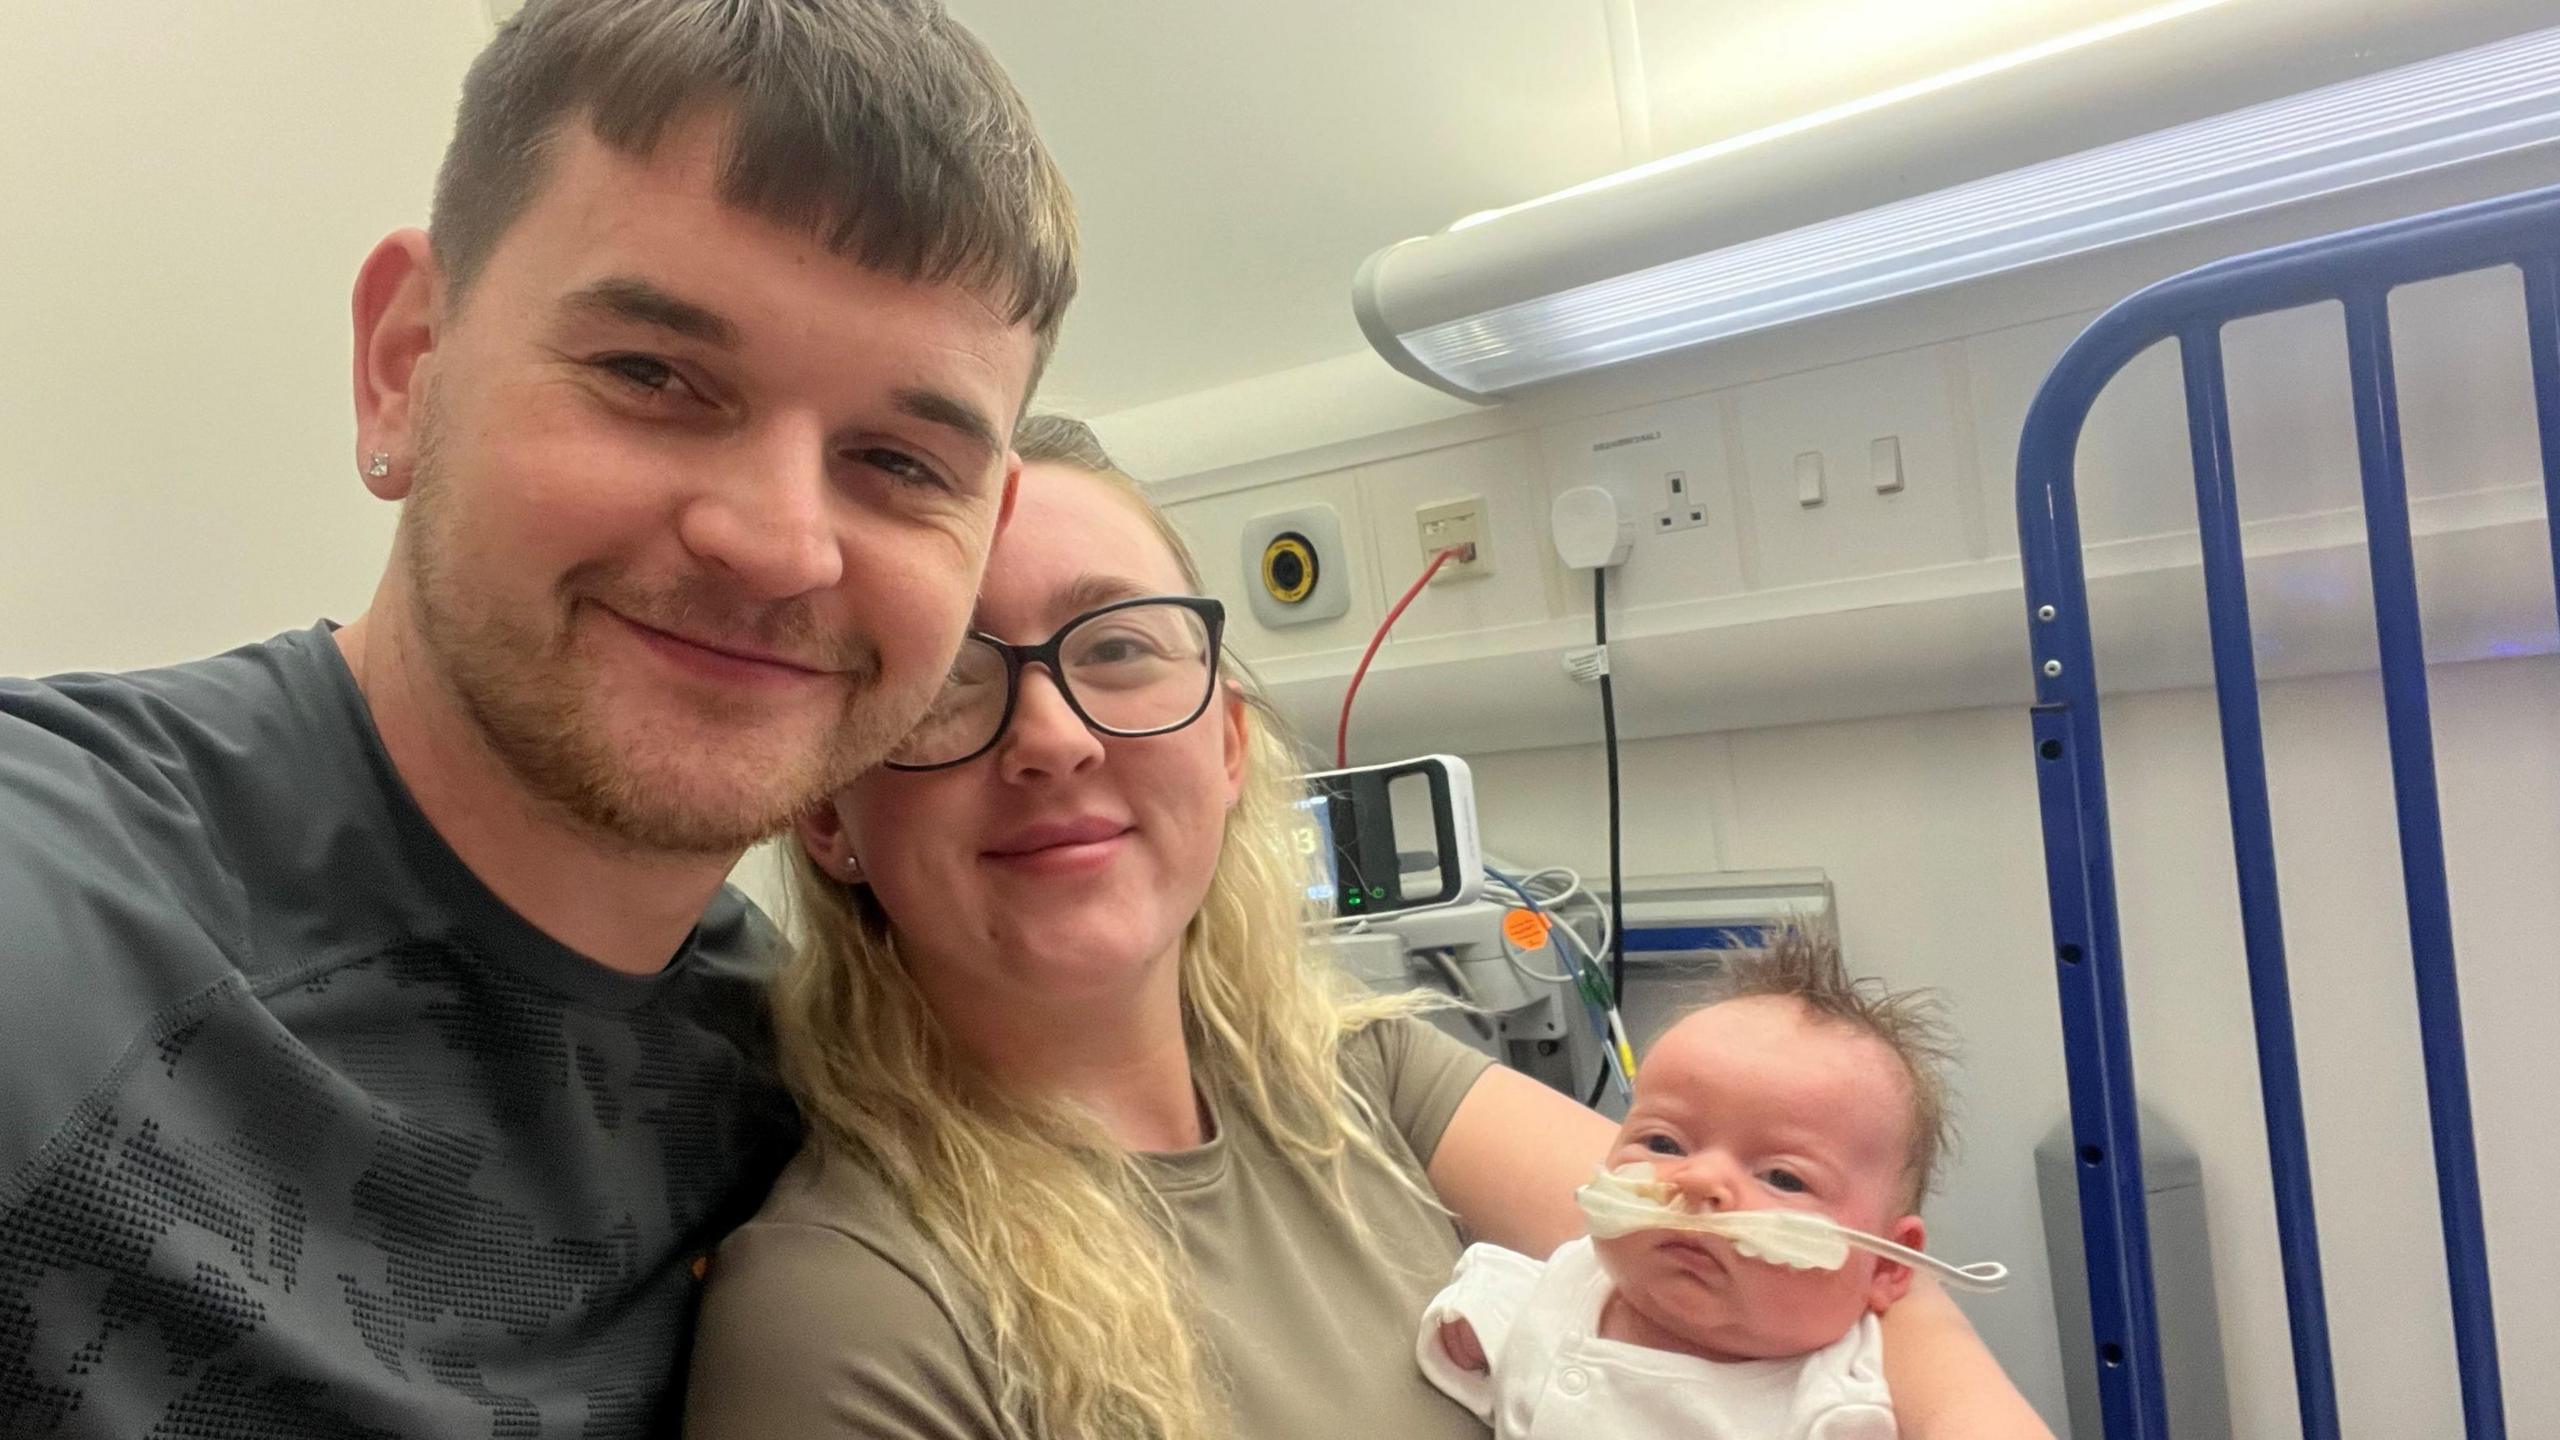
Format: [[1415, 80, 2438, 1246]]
[[1711, 922, 1958, 1212], [430, 0, 1077, 372]]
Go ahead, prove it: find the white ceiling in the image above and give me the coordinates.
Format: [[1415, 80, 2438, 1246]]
[[950, 0, 2179, 417], [949, 0, 1623, 414]]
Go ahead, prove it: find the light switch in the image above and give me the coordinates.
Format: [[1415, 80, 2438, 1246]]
[[1794, 451, 1825, 508], [1870, 436, 1905, 494]]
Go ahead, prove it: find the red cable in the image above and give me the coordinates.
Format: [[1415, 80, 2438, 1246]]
[[1337, 547, 1463, 767]]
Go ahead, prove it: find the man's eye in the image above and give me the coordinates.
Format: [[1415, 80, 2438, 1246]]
[[855, 447, 948, 490], [597, 354, 681, 392], [1642, 1135, 1685, 1157], [1763, 1168, 1808, 1194]]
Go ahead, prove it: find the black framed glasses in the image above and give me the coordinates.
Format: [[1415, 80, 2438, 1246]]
[[884, 596, 1227, 771]]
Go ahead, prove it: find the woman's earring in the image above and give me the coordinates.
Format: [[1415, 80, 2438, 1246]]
[[365, 452, 391, 479], [838, 853, 865, 884]]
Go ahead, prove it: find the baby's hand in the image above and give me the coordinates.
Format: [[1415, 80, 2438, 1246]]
[[1437, 1317, 1488, 1374]]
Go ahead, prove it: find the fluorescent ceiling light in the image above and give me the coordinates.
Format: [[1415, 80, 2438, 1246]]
[[1451, 0, 2244, 233], [1355, 23, 2560, 400]]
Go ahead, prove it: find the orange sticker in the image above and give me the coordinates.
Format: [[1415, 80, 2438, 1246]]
[[1502, 908, 1551, 951]]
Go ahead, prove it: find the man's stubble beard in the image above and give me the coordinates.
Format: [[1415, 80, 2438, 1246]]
[[397, 404, 931, 856]]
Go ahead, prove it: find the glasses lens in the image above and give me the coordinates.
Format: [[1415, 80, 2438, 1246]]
[[887, 637, 1010, 767], [1060, 602, 1216, 735]]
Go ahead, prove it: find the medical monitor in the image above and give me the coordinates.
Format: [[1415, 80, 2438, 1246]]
[[1293, 754, 1482, 919]]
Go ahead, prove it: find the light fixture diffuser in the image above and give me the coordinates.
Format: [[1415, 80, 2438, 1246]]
[[1354, 24, 2560, 400]]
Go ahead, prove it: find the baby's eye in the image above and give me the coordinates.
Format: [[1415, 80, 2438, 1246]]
[[1762, 1167, 1809, 1194], [1642, 1135, 1686, 1157]]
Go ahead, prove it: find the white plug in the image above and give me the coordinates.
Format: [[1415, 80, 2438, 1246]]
[[1550, 485, 1633, 570]]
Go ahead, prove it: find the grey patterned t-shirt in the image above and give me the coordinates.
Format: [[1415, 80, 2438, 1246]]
[[0, 624, 800, 1438]]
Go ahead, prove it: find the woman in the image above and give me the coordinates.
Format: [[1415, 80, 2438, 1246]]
[[685, 416, 2049, 1439]]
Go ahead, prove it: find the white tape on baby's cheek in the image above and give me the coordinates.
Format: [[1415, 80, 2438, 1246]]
[[1571, 1166, 2010, 1290], [1576, 1164, 1683, 1238]]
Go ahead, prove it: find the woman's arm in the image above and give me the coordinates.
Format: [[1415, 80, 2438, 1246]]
[[1880, 1279, 2057, 1440], [1423, 1062, 1616, 1256]]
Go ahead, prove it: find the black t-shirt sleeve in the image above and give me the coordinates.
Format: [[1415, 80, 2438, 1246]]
[[0, 674, 244, 1182]]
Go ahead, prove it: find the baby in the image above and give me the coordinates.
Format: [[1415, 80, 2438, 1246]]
[[1417, 926, 1958, 1438]]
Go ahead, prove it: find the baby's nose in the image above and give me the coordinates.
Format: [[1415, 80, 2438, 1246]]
[[1667, 1155, 1745, 1212]]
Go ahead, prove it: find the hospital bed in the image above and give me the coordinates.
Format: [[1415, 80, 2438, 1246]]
[[2016, 180, 2560, 1440]]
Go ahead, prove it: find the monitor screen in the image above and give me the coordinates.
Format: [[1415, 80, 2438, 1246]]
[[1290, 793, 1340, 908]]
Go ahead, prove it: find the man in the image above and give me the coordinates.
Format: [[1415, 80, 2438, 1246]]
[[0, 1, 1074, 1434]]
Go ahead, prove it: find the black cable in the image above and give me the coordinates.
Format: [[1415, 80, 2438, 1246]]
[[1598, 571, 1627, 1008], [1585, 565, 1629, 1108]]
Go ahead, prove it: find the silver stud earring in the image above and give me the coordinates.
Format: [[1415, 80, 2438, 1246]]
[[365, 452, 391, 479], [839, 854, 865, 883]]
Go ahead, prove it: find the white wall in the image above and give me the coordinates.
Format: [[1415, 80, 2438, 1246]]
[[0, 3, 485, 676], [1462, 653, 2560, 1438], [1150, 200, 2560, 770]]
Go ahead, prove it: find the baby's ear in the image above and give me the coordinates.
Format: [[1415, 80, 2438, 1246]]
[[1866, 1215, 1927, 1314]]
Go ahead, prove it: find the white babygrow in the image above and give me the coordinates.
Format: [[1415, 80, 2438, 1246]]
[[1416, 1238, 1896, 1439]]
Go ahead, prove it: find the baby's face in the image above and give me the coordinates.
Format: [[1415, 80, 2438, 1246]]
[[1592, 996, 1923, 1361]]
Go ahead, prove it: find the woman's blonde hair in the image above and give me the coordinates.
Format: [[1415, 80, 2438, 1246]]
[[773, 415, 1435, 1438]]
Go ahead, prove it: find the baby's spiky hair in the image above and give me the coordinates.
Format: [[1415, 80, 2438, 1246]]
[[1711, 921, 1958, 1211]]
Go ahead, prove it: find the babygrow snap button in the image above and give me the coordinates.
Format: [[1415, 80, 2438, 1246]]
[[1559, 1367, 1589, 1396]]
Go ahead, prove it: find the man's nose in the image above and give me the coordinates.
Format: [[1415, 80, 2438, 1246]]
[[676, 429, 845, 601]]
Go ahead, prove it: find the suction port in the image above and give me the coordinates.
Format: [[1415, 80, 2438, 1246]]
[[1261, 531, 1319, 604]]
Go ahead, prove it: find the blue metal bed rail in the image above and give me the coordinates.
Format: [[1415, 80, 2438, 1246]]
[[2017, 183, 2560, 1440]]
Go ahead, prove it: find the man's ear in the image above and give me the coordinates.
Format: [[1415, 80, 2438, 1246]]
[[991, 449, 1023, 542], [1867, 1215, 1926, 1314], [795, 797, 860, 881], [351, 228, 443, 500]]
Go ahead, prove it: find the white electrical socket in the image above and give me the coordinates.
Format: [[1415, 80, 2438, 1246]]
[[1415, 496, 1491, 581], [1653, 471, 1708, 533]]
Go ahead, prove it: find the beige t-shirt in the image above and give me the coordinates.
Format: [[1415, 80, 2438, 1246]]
[[683, 1017, 1497, 1439]]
